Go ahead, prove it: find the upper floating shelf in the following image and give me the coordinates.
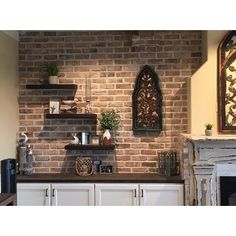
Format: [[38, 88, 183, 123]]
[[26, 84, 77, 90], [46, 113, 97, 119], [64, 144, 115, 150]]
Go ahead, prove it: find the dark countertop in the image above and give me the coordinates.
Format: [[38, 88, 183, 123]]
[[0, 193, 16, 206], [17, 173, 184, 184]]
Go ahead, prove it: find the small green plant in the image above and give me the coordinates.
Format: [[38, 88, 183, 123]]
[[98, 109, 121, 130], [205, 123, 213, 130], [40, 61, 59, 76]]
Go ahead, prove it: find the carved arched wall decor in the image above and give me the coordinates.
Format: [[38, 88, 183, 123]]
[[218, 31, 236, 133], [132, 65, 162, 132]]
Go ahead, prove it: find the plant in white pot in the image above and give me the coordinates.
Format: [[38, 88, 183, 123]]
[[41, 61, 59, 84], [205, 123, 213, 136], [98, 109, 121, 145]]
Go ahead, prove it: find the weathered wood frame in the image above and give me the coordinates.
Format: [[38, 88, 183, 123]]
[[218, 31, 236, 133], [132, 65, 162, 132]]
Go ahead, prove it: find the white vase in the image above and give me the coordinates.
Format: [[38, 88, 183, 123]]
[[49, 76, 59, 84], [205, 129, 212, 136], [103, 129, 111, 145]]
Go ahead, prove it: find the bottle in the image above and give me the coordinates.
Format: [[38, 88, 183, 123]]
[[19, 146, 27, 175], [25, 145, 33, 175]]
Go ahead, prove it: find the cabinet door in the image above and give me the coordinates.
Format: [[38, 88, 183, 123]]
[[95, 184, 139, 206], [17, 183, 51, 206], [139, 184, 184, 206], [51, 183, 94, 206]]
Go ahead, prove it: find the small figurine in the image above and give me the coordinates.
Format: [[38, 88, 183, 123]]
[[61, 98, 81, 114], [85, 101, 92, 114], [70, 133, 79, 145], [19, 132, 28, 146]]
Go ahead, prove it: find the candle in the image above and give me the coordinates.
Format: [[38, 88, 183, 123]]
[[85, 75, 91, 102]]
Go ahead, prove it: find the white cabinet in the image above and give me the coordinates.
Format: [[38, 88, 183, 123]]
[[95, 184, 139, 206], [17, 182, 184, 206], [51, 183, 94, 206], [17, 183, 94, 206], [140, 184, 184, 206], [95, 183, 184, 206], [17, 183, 51, 206]]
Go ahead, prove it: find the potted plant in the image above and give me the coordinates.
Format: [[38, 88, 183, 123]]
[[41, 61, 59, 84], [205, 123, 213, 136], [98, 109, 121, 145]]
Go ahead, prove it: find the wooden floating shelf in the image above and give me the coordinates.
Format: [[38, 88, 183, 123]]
[[26, 84, 77, 90], [46, 113, 97, 119], [64, 144, 115, 150]]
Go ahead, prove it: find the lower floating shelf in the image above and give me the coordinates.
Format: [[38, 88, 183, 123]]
[[46, 113, 97, 119], [64, 144, 115, 150]]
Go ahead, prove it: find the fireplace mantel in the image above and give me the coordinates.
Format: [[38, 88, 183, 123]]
[[180, 133, 236, 142], [180, 133, 236, 206]]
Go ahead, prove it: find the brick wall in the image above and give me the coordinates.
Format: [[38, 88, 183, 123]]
[[18, 31, 202, 174]]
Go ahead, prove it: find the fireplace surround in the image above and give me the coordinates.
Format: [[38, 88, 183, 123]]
[[180, 134, 236, 206]]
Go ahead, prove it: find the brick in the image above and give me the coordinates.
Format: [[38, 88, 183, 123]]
[[116, 84, 131, 89], [141, 162, 156, 167], [125, 162, 140, 167], [116, 156, 131, 161], [118, 144, 131, 149], [18, 30, 202, 174], [34, 168, 50, 173], [149, 144, 165, 149], [132, 156, 147, 161], [141, 150, 156, 155], [116, 168, 131, 172], [35, 156, 50, 161], [124, 150, 140, 155], [132, 168, 148, 173]]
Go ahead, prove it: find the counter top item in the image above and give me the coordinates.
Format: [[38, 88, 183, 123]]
[[17, 173, 184, 184], [0, 193, 16, 206]]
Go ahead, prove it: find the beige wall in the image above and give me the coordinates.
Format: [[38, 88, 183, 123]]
[[0, 32, 18, 162], [188, 30, 228, 135]]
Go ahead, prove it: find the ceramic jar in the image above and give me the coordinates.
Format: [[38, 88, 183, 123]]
[[205, 129, 212, 136], [102, 129, 111, 145], [49, 76, 59, 84]]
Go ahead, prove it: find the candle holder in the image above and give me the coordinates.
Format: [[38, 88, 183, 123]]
[[85, 101, 92, 113], [85, 75, 92, 113]]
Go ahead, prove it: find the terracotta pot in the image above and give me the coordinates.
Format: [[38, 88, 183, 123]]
[[49, 76, 59, 84], [205, 129, 212, 136]]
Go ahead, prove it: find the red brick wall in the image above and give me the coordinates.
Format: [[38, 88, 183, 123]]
[[18, 31, 202, 174]]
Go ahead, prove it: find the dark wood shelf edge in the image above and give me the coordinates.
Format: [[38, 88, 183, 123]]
[[26, 84, 77, 90], [65, 144, 115, 150], [46, 113, 97, 119]]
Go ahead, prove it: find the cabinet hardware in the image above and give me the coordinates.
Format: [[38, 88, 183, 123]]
[[141, 189, 144, 198], [45, 188, 48, 197], [134, 189, 137, 197], [52, 189, 55, 197]]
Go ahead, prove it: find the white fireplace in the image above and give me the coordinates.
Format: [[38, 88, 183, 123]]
[[180, 134, 236, 206]]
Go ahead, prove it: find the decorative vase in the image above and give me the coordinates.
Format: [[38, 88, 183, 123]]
[[49, 76, 59, 84], [103, 129, 111, 145], [205, 129, 212, 136]]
